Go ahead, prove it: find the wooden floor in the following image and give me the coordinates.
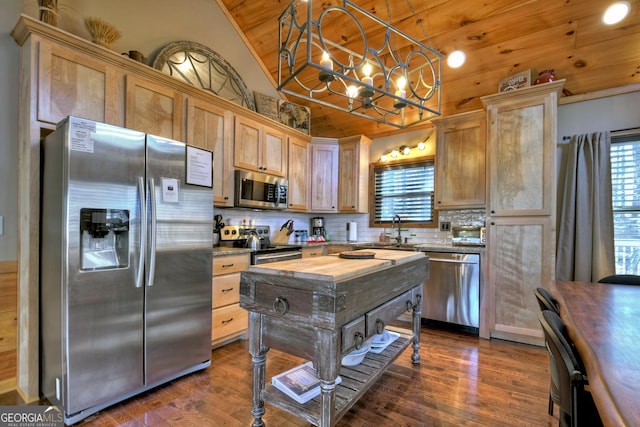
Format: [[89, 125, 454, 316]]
[[1, 325, 557, 426]]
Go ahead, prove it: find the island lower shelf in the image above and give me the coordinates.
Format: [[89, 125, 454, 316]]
[[263, 327, 413, 426]]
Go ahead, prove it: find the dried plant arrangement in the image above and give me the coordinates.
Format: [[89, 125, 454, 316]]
[[38, 0, 58, 26], [84, 17, 121, 48]]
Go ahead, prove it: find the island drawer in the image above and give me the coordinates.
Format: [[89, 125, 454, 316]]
[[212, 303, 248, 341], [213, 273, 241, 308], [341, 316, 365, 353], [254, 283, 313, 317], [213, 253, 250, 276], [366, 289, 414, 335]]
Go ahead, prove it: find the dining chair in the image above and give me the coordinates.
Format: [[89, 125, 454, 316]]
[[534, 287, 561, 415], [597, 274, 640, 285], [537, 310, 602, 427], [535, 287, 560, 314]]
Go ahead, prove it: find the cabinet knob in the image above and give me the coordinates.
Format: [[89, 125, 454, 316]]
[[491, 210, 495, 214], [490, 221, 495, 226]]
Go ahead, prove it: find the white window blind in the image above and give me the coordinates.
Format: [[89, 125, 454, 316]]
[[372, 160, 435, 224], [611, 132, 640, 274]]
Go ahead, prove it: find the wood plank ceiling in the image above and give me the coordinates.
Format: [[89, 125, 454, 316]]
[[217, 0, 640, 138]]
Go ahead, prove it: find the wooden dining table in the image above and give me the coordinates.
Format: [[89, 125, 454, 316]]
[[550, 280, 640, 427]]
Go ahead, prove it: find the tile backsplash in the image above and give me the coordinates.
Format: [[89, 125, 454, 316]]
[[214, 208, 486, 245]]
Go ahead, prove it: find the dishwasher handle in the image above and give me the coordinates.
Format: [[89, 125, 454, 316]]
[[428, 257, 479, 265]]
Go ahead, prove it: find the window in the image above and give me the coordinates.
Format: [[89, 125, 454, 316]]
[[611, 130, 640, 274], [370, 158, 436, 227]]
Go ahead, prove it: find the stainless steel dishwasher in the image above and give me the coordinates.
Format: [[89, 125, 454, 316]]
[[422, 252, 480, 332]]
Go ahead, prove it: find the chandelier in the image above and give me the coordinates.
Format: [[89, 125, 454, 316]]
[[277, 0, 442, 129]]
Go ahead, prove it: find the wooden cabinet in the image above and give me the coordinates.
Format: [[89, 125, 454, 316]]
[[301, 246, 325, 258], [234, 115, 287, 176], [480, 80, 564, 345], [212, 252, 250, 348], [432, 110, 486, 209], [309, 140, 339, 212], [186, 98, 234, 206], [37, 41, 119, 126], [338, 135, 371, 213], [125, 75, 183, 140], [286, 136, 309, 211]]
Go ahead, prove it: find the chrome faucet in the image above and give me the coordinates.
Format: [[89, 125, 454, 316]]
[[391, 214, 402, 245]]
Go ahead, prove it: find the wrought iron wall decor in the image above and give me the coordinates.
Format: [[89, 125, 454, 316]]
[[153, 41, 256, 111], [277, 0, 442, 129]]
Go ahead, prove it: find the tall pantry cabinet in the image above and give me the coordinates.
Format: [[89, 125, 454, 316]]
[[480, 80, 564, 345]]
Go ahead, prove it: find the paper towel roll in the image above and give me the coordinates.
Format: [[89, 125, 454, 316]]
[[347, 222, 357, 242]]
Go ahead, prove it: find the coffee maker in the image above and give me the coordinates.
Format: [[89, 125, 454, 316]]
[[311, 216, 326, 238]]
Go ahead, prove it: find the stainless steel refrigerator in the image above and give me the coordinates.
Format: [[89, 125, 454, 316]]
[[40, 116, 213, 424]]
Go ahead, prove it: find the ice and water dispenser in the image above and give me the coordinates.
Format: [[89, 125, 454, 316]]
[[80, 208, 130, 270]]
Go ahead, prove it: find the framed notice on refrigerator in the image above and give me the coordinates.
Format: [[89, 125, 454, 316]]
[[186, 146, 213, 187]]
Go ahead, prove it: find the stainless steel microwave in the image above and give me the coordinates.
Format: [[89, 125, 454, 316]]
[[234, 170, 288, 210]]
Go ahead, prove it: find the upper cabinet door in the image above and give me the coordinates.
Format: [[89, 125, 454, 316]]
[[234, 115, 287, 177], [287, 136, 309, 211], [338, 136, 371, 213], [125, 76, 183, 140], [433, 110, 486, 209], [262, 127, 286, 177], [483, 83, 562, 217], [234, 116, 261, 171], [38, 41, 118, 125], [186, 98, 234, 207], [309, 142, 338, 212]]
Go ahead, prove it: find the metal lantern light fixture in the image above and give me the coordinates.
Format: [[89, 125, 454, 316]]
[[277, 0, 442, 129]]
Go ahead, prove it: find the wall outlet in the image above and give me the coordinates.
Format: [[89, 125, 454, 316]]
[[439, 221, 451, 232]]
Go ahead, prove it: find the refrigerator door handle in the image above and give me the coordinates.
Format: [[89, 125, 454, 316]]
[[136, 176, 146, 288], [146, 177, 157, 287]]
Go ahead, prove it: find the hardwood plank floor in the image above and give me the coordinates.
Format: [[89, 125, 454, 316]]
[[0, 326, 557, 426]]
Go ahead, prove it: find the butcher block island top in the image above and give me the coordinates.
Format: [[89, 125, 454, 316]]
[[240, 249, 428, 427], [247, 249, 425, 281]]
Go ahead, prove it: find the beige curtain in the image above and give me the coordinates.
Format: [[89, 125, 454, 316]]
[[556, 132, 615, 282]]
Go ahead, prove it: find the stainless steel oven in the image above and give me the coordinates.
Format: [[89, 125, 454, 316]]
[[219, 225, 302, 265], [252, 247, 302, 265]]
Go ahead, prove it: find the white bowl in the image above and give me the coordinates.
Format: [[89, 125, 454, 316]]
[[341, 339, 371, 366], [371, 330, 391, 346]]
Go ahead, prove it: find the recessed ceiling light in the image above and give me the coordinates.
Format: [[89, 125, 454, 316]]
[[447, 50, 466, 68], [603, 1, 630, 25]]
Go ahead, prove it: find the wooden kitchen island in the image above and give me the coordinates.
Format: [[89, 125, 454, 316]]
[[239, 249, 428, 427]]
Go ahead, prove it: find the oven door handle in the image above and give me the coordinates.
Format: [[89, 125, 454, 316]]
[[254, 252, 301, 262]]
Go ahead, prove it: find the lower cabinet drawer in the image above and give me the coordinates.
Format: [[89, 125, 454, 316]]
[[213, 272, 241, 308], [365, 290, 413, 335], [212, 303, 248, 341]]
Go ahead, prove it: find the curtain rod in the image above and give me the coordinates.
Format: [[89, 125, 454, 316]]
[[562, 127, 639, 141]]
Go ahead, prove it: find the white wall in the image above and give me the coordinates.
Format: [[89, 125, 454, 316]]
[[558, 91, 640, 138]]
